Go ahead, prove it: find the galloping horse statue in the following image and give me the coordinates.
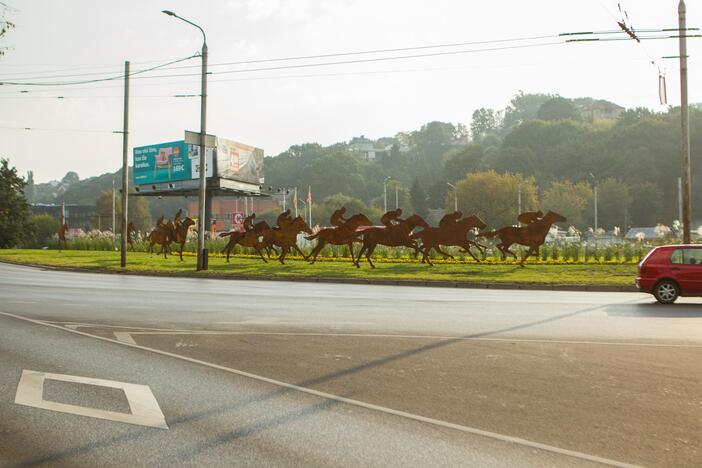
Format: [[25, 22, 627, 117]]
[[483, 210, 566, 266], [57, 219, 68, 251], [263, 216, 313, 264], [220, 220, 271, 262], [305, 213, 373, 264], [411, 214, 487, 265], [171, 217, 195, 261], [354, 213, 428, 268]]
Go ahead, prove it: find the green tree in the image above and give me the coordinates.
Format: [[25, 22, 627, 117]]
[[443, 144, 485, 182], [28, 214, 59, 247], [629, 182, 664, 226], [541, 181, 593, 228], [596, 178, 631, 230], [536, 97, 580, 121], [454, 171, 538, 228], [470, 108, 499, 141], [94, 190, 151, 232], [409, 178, 428, 218], [501, 91, 553, 134], [311, 193, 376, 225], [0, 159, 34, 247]]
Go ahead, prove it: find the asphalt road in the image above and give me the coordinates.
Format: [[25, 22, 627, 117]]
[[1, 262, 700, 467]]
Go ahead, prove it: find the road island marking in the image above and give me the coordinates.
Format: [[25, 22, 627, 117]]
[[14, 369, 168, 429]]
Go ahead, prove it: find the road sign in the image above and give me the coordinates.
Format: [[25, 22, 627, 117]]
[[233, 212, 244, 224]]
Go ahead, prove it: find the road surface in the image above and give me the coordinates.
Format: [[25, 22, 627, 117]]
[[0, 262, 700, 467]]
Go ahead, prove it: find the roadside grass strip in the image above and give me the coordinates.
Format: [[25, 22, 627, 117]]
[[0, 249, 636, 286]]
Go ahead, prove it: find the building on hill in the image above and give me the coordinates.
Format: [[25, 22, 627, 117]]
[[572, 98, 624, 122], [31, 203, 95, 231]]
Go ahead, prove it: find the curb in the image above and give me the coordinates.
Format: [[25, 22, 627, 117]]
[[0, 259, 639, 293]]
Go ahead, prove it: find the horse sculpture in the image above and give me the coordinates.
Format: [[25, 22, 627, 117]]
[[354, 214, 429, 268], [305, 213, 373, 264], [126, 221, 136, 251], [171, 217, 195, 261], [483, 210, 566, 266], [57, 220, 68, 251], [220, 220, 271, 262], [263, 216, 313, 264], [411, 214, 487, 265]]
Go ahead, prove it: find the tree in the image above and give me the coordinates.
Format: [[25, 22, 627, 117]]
[[0, 158, 34, 248], [541, 181, 593, 228], [311, 193, 376, 225], [443, 144, 485, 183], [470, 108, 499, 141], [596, 178, 632, 230], [0, 2, 15, 57], [536, 97, 580, 121], [409, 178, 428, 218], [501, 91, 553, 134], [454, 171, 538, 228], [629, 182, 664, 227], [94, 190, 151, 233], [28, 214, 58, 247]]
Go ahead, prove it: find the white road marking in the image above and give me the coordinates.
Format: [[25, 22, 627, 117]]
[[48, 321, 194, 332], [14, 369, 168, 429], [0, 311, 639, 468], [8, 301, 36, 304], [120, 305, 155, 310], [114, 332, 137, 345]]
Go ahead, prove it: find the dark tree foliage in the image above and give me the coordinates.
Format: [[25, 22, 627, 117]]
[[409, 178, 428, 218], [0, 159, 34, 247]]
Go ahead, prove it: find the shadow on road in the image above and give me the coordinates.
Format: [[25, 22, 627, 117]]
[[10, 301, 612, 466], [605, 302, 702, 318]]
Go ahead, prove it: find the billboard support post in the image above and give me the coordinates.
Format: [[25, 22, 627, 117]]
[[120, 61, 129, 268]]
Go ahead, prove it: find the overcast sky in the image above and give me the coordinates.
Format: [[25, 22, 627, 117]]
[[0, 0, 699, 182]]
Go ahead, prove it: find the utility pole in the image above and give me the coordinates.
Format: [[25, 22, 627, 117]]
[[589, 173, 598, 232], [112, 179, 116, 233], [518, 188, 522, 215], [395, 187, 399, 210], [383, 176, 391, 212], [678, 177, 683, 224], [679, 0, 692, 243], [446, 182, 458, 212], [120, 61, 129, 267], [163, 10, 208, 269]]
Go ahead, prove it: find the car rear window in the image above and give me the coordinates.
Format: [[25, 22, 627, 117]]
[[669, 248, 702, 265]]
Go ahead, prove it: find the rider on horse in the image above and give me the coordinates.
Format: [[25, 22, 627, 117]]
[[330, 207, 347, 227], [439, 210, 462, 228], [517, 210, 543, 225], [243, 213, 256, 231], [380, 208, 403, 228], [277, 209, 292, 229], [173, 209, 183, 228]]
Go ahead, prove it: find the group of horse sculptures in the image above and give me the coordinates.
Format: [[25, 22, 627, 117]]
[[143, 207, 566, 267]]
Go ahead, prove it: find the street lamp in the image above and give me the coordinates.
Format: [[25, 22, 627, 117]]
[[589, 173, 598, 232], [162, 10, 208, 270], [446, 182, 458, 212], [383, 176, 391, 212]]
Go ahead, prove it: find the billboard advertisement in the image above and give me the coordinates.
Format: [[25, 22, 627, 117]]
[[216, 138, 263, 184], [133, 140, 213, 185]]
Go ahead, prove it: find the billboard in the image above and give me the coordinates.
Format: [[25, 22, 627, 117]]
[[133, 140, 213, 185], [216, 138, 264, 184]]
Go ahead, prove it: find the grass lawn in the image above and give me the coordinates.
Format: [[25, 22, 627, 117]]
[[0, 249, 637, 287]]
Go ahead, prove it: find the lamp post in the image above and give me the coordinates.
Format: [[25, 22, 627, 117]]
[[383, 176, 391, 212], [446, 182, 458, 212], [589, 173, 598, 232], [163, 10, 208, 270]]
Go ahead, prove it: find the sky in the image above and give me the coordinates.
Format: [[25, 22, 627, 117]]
[[0, 0, 699, 183]]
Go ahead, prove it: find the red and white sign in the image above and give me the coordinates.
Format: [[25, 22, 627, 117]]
[[232, 212, 244, 225]]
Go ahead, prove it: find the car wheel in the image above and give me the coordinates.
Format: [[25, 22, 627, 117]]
[[653, 280, 679, 304]]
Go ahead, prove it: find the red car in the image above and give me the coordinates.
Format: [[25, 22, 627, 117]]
[[636, 244, 702, 303]]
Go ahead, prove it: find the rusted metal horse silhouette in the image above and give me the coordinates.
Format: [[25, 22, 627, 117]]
[[411, 215, 487, 265], [171, 217, 195, 261], [220, 220, 271, 262], [57, 220, 68, 251], [484, 210, 566, 266], [305, 213, 373, 264], [148, 220, 175, 256], [355, 214, 429, 268], [263, 216, 313, 264], [126, 221, 136, 251]]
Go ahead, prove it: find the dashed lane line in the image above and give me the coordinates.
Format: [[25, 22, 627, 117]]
[[0, 310, 639, 468]]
